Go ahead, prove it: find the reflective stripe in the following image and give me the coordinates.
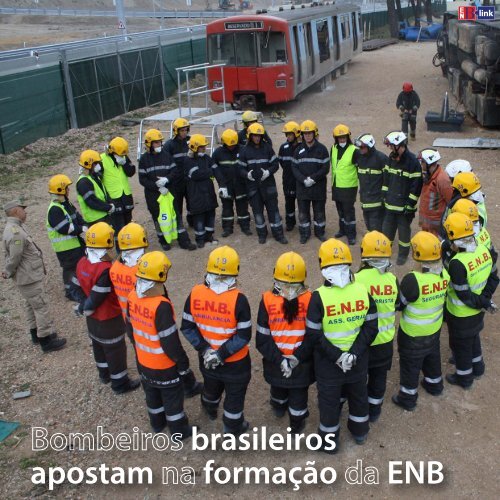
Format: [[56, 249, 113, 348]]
[[271, 397, 288, 404], [255, 222, 266, 229], [295, 157, 329, 164], [299, 222, 311, 228], [306, 319, 321, 330], [402, 311, 443, 325], [92, 285, 111, 293], [166, 411, 185, 422], [325, 327, 360, 339], [313, 221, 326, 227], [456, 368, 473, 375], [83, 191, 95, 200], [400, 293, 408, 305], [196, 322, 236, 335], [289, 407, 308, 417], [275, 341, 302, 351], [148, 406, 165, 415], [135, 342, 164, 355], [379, 311, 396, 319], [183, 312, 194, 322], [110, 369, 128, 380], [158, 324, 177, 338], [50, 235, 76, 243], [247, 158, 270, 165], [348, 414, 369, 423], [223, 410, 242, 419], [71, 276, 80, 285], [202, 395, 221, 404], [237, 320, 252, 329], [365, 312, 378, 321], [319, 423, 340, 433], [400, 385, 418, 395], [399, 241, 411, 247], [194, 230, 205, 236], [89, 333, 125, 345], [256, 325, 271, 335], [472, 355, 483, 363], [378, 323, 395, 333], [368, 396, 384, 405], [188, 166, 199, 177], [452, 283, 469, 291], [205, 226, 214, 231], [424, 376, 442, 384], [133, 328, 160, 342], [272, 329, 305, 337], [269, 222, 283, 228], [471, 280, 487, 291], [449, 297, 465, 307], [117, 296, 128, 303], [52, 219, 70, 231], [96, 362, 108, 368], [406, 303, 443, 315]]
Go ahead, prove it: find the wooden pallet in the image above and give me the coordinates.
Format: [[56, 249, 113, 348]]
[[362, 38, 398, 51]]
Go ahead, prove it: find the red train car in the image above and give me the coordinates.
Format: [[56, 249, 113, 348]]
[[206, 3, 362, 109]]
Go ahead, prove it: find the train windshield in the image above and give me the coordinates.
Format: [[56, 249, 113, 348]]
[[208, 31, 286, 66]]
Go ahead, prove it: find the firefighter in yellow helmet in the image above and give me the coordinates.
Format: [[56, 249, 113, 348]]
[[211, 128, 252, 237], [181, 246, 252, 435], [74, 222, 140, 394], [331, 124, 358, 245], [126, 251, 196, 437], [101, 137, 136, 236], [355, 231, 399, 422], [452, 172, 487, 227], [162, 118, 196, 250], [392, 231, 448, 411], [443, 213, 498, 389], [238, 122, 287, 244], [46, 174, 86, 300], [256, 252, 314, 433], [278, 121, 301, 232], [238, 110, 272, 146], [305, 239, 378, 452]]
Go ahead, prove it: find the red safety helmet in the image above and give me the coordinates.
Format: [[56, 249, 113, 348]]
[[403, 82, 413, 93]]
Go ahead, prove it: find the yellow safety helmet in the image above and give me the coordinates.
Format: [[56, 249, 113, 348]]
[[410, 231, 441, 262], [318, 238, 353, 268], [360, 231, 392, 258], [79, 149, 101, 169], [188, 134, 209, 153], [246, 122, 265, 138], [117, 222, 149, 251], [107, 137, 129, 156], [274, 252, 307, 283], [144, 129, 164, 148], [333, 124, 351, 138], [136, 251, 172, 282], [282, 121, 301, 138], [48, 174, 72, 195], [450, 198, 479, 222], [300, 119, 318, 137], [206, 246, 240, 276], [221, 129, 239, 147], [443, 212, 474, 241], [452, 172, 481, 197], [86, 222, 115, 249], [241, 110, 258, 124], [173, 118, 190, 135]]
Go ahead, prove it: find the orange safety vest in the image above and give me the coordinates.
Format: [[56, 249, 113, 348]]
[[189, 284, 249, 363], [109, 260, 137, 319], [262, 290, 312, 355], [128, 291, 176, 370]]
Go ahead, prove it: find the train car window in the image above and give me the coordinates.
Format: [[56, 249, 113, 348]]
[[293, 25, 301, 84], [260, 32, 287, 65], [235, 33, 258, 66], [316, 19, 330, 63], [208, 34, 236, 65], [341, 15, 351, 40], [352, 12, 358, 51], [305, 22, 315, 76], [332, 16, 340, 60]]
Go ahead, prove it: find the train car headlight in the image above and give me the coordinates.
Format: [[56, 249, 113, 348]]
[[275, 80, 286, 88], [213, 81, 222, 88]]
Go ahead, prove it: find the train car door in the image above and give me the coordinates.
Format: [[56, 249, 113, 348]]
[[296, 24, 307, 87], [352, 12, 358, 52], [234, 31, 259, 91]]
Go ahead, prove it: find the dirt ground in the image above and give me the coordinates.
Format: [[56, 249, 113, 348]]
[[1, 37, 500, 498]]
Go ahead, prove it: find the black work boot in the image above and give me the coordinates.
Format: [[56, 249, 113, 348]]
[[396, 255, 408, 266], [178, 232, 196, 251], [39, 335, 67, 353], [391, 393, 416, 411], [445, 373, 473, 389], [240, 226, 252, 236], [473, 360, 485, 378], [159, 239, 171, 251], [314, 230, 327, 242], [223, 420, 249, 436], [114, 378, 141, 395], [185, 382, 203, 399], [30, 328, 39, 344], [221, 228, 233, 238]]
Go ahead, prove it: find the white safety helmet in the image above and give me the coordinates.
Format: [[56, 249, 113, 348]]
[[418, 148, 441, 166], [355, 133, 375, 149], [445, 159, 472, 179], [384, 131, 407, 147]]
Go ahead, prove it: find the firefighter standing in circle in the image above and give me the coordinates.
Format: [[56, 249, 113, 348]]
[[305, 239, 378, 452], [443, 212, 498, 389], [238, 123, 288, 245], [355, 231, 399, 422], [212, 129, 252, 238], [76, 150, 115, 225], [330, 124, 358, 246], [162, 118, 196, 251], [353, 133, 388, 232], [181, 246, 252, 435], [46, 174, 86, 301], [292, 120, 330, 244], [396, 82, 420, 140], [392, 231, 448, 411], [237, 111, 273, 147], [452, 172, 488, 228], [125, 251, 195, 436], [382, 131, 423, 266], [256, 252, 314, 433], [74, 222, 140, 394], [278, 121, 301, 232], [138, 128, 176, 251]]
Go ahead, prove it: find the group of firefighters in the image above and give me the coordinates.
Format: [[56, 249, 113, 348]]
[[7, 106, 496, 452]]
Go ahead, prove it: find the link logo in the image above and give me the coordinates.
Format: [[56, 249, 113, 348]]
[[458, 6, 495, 21]]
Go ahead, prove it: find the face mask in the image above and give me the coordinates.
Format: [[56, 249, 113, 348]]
[[423, 261, 443, 275], [198, 152, 206, 157], [364, 258, 391, 274], [338, 141, 347, 148], [154, 146, 162, 153], [468, 190, 484, 204], [473, 221, 481, 237], [274, 281, 305, 301], [114, 155, 127, 165], [136, 278, 155, 298], [455, 236, 477, 253], [122, 248, 145, 267], [86, 247, 108, 264], [93, 164, 102, 174], [78, 166, 86, 175], [321, 264, 352, 288], [205, 273, 237, 295]]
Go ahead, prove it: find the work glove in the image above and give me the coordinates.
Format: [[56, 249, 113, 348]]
[[342, 353, 357, 371], [487, 301, 498, 314], [304, 177, 315, 188], [73, 303, 84, 318], [280, 358, 293, 378], [203, 349, 222, 370], [108, 203, 116, 215], [159, 187, 169, 195], [156, 177, 169, 188], [336, 352, 350, 373], [284, 354, 299, 370], [261, 169, 270, 181], [247, 171, 255, 182], [218, 187, 230, 199], [399, 111, 404, 118], [412, 105, 418, 112]]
